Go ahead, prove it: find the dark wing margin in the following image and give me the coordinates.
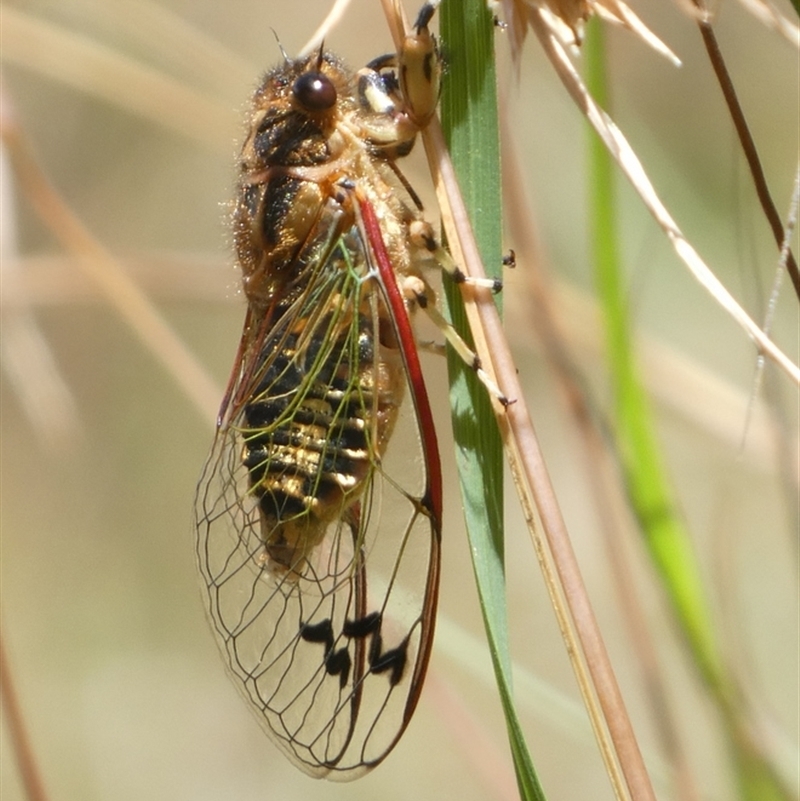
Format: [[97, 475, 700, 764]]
[[355, 183, 443, 709], [194, 193, 442, 780]]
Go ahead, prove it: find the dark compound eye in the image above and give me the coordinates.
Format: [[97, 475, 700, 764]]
[[292, 72, 337, 112]]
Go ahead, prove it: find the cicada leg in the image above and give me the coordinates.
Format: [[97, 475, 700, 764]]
[[400, 269, 509, 408]]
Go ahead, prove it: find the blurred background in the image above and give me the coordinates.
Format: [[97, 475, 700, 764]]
[[1, 1, 797, 799]]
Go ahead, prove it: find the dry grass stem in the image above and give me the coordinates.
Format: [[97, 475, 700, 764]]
[[0, 635, 50, 801], [526, 5, 800, 385], [381, 2, 659, 799], [1, 140, 81, 446], [1, 7, 233, 150], [736, 0, 800, 45], [496, 0, 680, 62], [299, 0, 357, 56], [693, 8, 800, 300], [1, 106, 221, 427], [500, 125, 703, 800]]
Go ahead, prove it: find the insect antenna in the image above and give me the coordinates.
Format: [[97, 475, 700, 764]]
[[270, 28, 291, 64]]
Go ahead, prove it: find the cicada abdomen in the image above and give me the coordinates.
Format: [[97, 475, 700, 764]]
[[239, 234, 407, 579]]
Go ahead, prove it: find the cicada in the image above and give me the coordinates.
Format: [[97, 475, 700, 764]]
[[195, 1, 498, 780]]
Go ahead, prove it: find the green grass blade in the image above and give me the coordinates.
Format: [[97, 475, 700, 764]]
[[439, 2, 544, 798], [584, 21, 723, 691], [584, 20, 793, 801]]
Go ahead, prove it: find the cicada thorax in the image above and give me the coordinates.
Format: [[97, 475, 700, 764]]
[[232, 45, 434, 310], [235, 53, 379, 306]]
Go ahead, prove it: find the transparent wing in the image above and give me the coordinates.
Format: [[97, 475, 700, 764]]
[[195, 214, 441, 779]]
